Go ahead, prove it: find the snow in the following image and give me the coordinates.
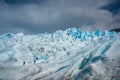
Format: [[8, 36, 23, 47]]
[[0, 28, 120, 80]]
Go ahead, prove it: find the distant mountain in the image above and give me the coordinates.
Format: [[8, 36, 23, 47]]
[[110, 27, 120, 32]]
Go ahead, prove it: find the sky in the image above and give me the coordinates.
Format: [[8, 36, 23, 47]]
[[0, 0, 120, 34]]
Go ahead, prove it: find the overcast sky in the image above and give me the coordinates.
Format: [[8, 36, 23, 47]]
[[0, 0, 120, 34]]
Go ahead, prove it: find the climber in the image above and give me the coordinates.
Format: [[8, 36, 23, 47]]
[[34, 60, 36, 64], [23, 61, 25, 66]]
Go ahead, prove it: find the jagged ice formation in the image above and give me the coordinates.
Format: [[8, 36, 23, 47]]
[[0, 28, 120, 80]]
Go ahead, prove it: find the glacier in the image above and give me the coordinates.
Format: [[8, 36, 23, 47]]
[[0, 28, 120, 80]]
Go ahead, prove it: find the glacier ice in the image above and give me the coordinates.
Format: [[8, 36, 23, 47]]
[[0, 28, 120, 80]]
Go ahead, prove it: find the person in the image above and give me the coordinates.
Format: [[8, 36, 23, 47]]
[[34, 60, 36, 64], [23, 61, 25, 66]]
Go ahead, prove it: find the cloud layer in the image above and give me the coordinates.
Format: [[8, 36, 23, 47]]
[[0, 0, 120, 34]]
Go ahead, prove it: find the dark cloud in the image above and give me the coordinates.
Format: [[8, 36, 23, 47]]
[[100, 0, 120, 15], [4, 0, 48, 5], [0, 0, 120, 34]]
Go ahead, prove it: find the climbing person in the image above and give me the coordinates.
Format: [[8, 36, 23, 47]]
[[34, 60, 36, 64], [23, 61, 25, 66]]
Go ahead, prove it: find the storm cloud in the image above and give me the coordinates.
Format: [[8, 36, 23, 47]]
[[0, 0, 120, 34]]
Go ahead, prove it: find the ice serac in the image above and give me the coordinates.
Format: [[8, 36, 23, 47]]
[[0, 28, 120, 80]]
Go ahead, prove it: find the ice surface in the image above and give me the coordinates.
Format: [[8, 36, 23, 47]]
[[0, 28, 120, 80]]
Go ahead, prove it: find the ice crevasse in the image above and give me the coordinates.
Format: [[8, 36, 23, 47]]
[[0, 28, 120, 80]]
